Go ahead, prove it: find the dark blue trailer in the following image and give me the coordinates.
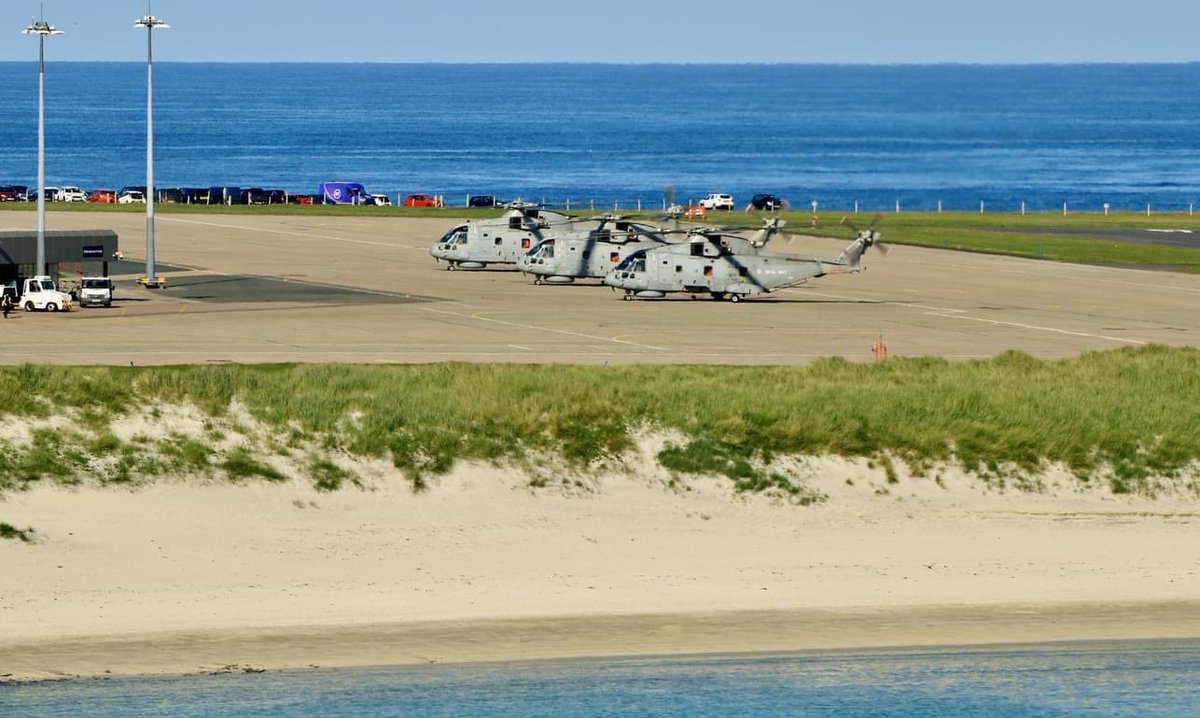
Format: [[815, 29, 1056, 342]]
[[207, 186, 244, 205]]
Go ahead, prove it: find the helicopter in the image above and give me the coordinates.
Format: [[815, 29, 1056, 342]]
[[430, 202, 574, 269], [514, 214, 674, 284], [603, 217, 886, 301]]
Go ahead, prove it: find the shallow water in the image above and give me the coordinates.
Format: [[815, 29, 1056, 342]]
[[3, 640, 1199, 717]]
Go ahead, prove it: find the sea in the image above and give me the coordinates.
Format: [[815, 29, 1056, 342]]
[[0, 62, 1199, 211], [3, 641, 1200, 717]]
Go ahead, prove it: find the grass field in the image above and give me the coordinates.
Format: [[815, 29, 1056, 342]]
[[0, 346, 1197, 497], [5, 203, 1200, 271]]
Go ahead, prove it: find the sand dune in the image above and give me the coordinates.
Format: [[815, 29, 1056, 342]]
[[3, 454, 1198, 681]]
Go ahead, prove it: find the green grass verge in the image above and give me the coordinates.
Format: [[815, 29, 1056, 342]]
[[0, 346, 1198, 496]]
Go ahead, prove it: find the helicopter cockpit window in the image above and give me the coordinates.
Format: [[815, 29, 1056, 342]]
[[616, 252, 646, 272], [439, 226, 466, 245], [690, 242, 705, 257], [453, 232, 468, 245], [509, 216, 523, 230]]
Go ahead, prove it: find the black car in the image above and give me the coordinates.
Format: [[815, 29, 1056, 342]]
[[467, 194, 499, 208], [750, 193, 785, 211]]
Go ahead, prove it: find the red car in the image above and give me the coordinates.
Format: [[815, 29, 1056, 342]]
[[403, 193, 441, 208], [89, 189, 117, 204]]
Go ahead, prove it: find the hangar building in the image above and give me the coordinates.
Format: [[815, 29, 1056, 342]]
[[0, 229, 120, 288]]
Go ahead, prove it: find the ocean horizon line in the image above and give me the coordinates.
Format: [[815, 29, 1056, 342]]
[[0, 59, 1198, 68]]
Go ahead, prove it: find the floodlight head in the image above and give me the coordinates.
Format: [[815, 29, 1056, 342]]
[[23, 20, 62, 36], [134, 15, 169, 30]]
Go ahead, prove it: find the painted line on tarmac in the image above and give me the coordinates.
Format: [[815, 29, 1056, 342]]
[[159, 216, 424, 251], [419, 307, 670, 352], [793, 288, 1147, 346]]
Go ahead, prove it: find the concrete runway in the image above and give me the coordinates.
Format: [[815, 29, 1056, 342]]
[[1, 211, 1197, 365]]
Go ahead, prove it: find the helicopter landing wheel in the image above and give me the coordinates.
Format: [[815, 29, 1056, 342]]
[[447, 263, 457, 271], [622, 292, 633, 301], [533, 277, 543, 286], [730, 294, 741, 303]]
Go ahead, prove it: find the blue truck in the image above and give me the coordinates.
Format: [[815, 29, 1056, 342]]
[[319, 182, 375, 205]]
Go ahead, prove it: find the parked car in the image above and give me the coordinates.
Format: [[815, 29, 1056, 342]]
[[178, 187, 209, 204], [207, 186, 243, 205], [698, 193, 735, 211], [117, 189, 146, 204], [56, 186, 88, 202], [89, 188, 117, 204], [467, 195, 499, 208], [0, 185, 28, 202], [749, 193, 785, 211], [155, 187, 184, 204], [403, 193, 440, 208], [41, 186, 60, 202], [684, 205, 708, 218], [370, 194, 393, 206], [290, 194, 317, 205], [239, 187, 286, 205]]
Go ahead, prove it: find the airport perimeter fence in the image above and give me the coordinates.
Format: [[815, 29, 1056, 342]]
[[517, 196, 1200, 216]]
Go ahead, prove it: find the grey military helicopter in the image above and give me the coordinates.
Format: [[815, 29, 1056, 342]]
[[430, 202, 573, 270], [514, 214, 675, 284], [603, 217, 886, 301]]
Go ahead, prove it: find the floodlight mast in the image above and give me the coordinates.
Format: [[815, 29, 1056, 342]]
[[23, 14, 63, 277], [135, 13, 168, 288]]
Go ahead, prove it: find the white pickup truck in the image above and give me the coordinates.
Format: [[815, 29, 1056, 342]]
[[16, 276, 73, 312]]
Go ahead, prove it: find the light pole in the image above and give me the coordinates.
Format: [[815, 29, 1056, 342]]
[[135, 11, 168, 288], [23, 13, 63, 278]]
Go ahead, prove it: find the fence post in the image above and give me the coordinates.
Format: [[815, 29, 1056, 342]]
[[637, 198, 642, 212], [566, 198, 571, 211], [854, 199, 859, 214], [980, 200, 985, 214], [1063, 201, 1068, 216], [937, 200, 942, 213], [1104, 202, 1110, 216], [1147, 203, 1151, 217], [1020, 201, 1026, 216], [895, 199, 901, 213]]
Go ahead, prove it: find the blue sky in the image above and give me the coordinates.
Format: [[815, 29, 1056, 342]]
[[1, 0, 1197, 63]]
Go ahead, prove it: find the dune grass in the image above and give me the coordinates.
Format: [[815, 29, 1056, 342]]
[[0, 346, 1197, 495], [0, 522, 37, 543]]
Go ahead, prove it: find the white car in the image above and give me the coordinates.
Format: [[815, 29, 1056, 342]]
[[370, 194, 392, 206], [117, 190, 146, 204], [56, 186, 88, 202], [699, 193, 735, 211]]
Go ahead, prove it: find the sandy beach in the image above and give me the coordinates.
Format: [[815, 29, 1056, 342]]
[[3, 454, 1199, 681]]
